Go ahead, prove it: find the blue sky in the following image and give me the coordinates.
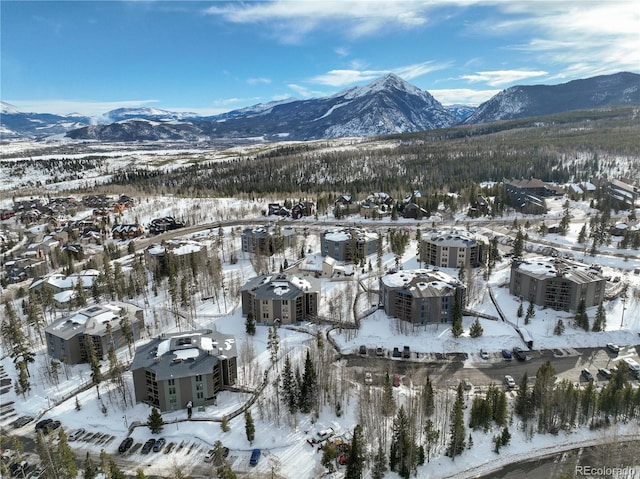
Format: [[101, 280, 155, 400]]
[[2, 1, 638, 117]]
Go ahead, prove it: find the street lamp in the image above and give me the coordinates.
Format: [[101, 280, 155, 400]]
[[123, 415, 128, 429]]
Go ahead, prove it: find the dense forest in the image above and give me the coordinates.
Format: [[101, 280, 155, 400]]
[[104, 107, 639, 201]]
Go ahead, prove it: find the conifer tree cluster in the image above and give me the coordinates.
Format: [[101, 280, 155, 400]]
[[280, 350, 318, 415]]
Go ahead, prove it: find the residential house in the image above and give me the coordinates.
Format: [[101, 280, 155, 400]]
[[503, 178, 563, 214], [111, 224, 144, 240]]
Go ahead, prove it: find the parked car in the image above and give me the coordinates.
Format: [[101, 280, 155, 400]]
[[504, 375, 516, 388], [11, 415, 34, 429], [316, 427, 334, 441], [153, 438, 166, 452], [249, 448, 261, 466], [480, 349, 489, 360], [598, 368, 612, 379], [204, 449, 215, 463], [392, 347, 401, 358], [68, 428, 86, 441], [376, 347, 384, 357], [581, 368, 594, 382], [501, 349, 512, 360], [364, 372, 373, 385], [359, 345, 367, 355], [463, 378, 473, 391], [513, 347, 526, 361], [607, 343, 620, 354], [164, 442, 176, 454], [393, 373, 401, 387], [403, 346, 411, 358], [141, 439, 156, 454], [35, 419, 53, 433], [118, 437, 134, 453]]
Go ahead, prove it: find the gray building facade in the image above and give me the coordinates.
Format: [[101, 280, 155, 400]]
[[131, 330, 238, 412], [509, 257, 606, 311], [420, 229, 485, 269], [379, 269, 466, 325], [321, 227, 379, 263], [241, 273, 320, 325], [44, 302, 144, 365]]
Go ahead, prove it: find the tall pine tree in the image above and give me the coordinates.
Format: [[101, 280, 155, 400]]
[[345, 424, 364, 479], [446, 383, 466, 459]]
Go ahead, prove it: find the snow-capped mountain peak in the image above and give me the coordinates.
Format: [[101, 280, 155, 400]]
[[335, 73, 423, 100], [1, 101, 21, 114]]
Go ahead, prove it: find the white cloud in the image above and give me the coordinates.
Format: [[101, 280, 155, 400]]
[[310, 61, 451, 87], [462, 70, 548, 87], [429, 88, 500, 106], [246, 77, 272, 85], [204, 1, 433, 41]]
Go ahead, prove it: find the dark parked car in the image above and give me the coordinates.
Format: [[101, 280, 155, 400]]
[[403, 346, 411, 358], [512, 347, 526, 361], [164, 442, 176, 454], [359, 345, 367, 355], [501, 349, 512, 360], [35, 419, 53, 433], [141, 439, 156, 454], [581, 368, 594, 382], [598, 368, 612, 379], [11, 415, 34, 428], [249, 448, 261, 466], [392, 347, 401, 358], [118, 437, 134, 453], [153, 438, 166, 452]]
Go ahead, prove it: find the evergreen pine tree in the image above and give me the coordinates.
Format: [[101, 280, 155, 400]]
[[57, 429, 77, 479], [451, 317, 463, 338], [84, 452, 98, 479], [515, 372, 532, 420], [371, 443, 388, 479], [389, 405, 415, 479], [512, 229, 524, 259], [244, 410, 255, 444], [451, 292, 463, 338], [136, 468, 147, 479], [423, 419, 439, 463], [469, 318, 483, 338], [298, 350, 317, 413], [446, 383, 466, 459], [147, 407, 164, 434], [281, 356, 298, 414], [381, 372, 396, 416], [574, 299, 589, 331], [345, 424, 365, 479], [516, 303, 523, 318], [220, 416, 230, 433], [592, 302, 606, 332], [423, 375, 435, 416], [85, 336, 102, 397], [554, 319, 565, 335], [245, 312, 256, 336]]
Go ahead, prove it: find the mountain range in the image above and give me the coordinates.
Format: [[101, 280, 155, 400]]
[[1, 72, 638, 142]]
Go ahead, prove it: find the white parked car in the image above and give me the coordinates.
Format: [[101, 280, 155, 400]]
[[504, 375, 516, 389], [364, 372, 373, 385]]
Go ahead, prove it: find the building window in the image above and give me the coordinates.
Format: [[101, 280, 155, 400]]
[[196, 383, 204, 391], [196, 392, 204, 399], [195, 375, 202, 382], [263, 312, 269, 319], [168, 379, 175, 386], [169, 387, 176, 395]]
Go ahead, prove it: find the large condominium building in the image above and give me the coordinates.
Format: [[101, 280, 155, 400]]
[[321, 227, 379, 263], [420, 229, 486, 269], [241, 273, 320, 325], [379, 269, 466, 325], [45, 302, 144, 365], [241, 226, 295, 256], [131, 330, 238, 412], [509, 257, 606, 311]]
